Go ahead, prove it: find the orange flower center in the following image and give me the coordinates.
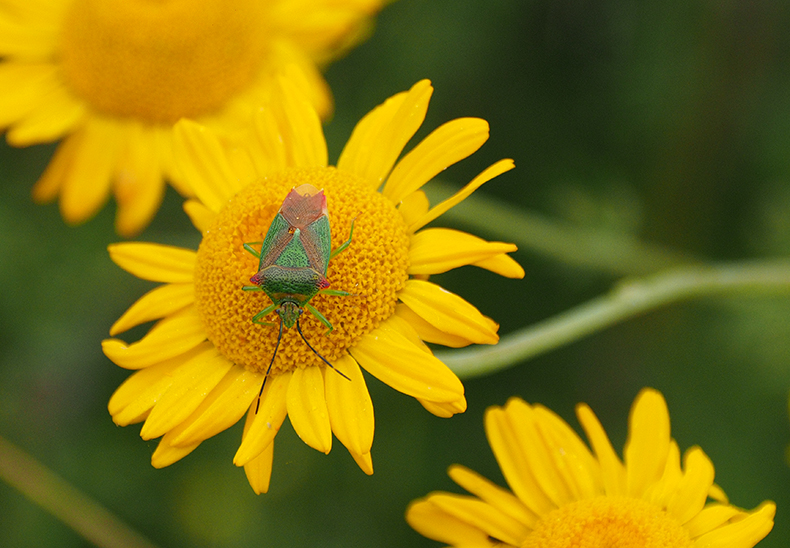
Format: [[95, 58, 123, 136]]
[[522, 496, 692, 548], [194, 166, 410, 374], [59, 0, 269, 122]]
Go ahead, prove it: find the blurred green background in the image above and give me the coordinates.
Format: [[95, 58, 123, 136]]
[[3, 0, 790, 546]]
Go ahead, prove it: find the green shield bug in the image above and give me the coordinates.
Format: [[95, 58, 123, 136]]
[[242, 184, 355, 410]]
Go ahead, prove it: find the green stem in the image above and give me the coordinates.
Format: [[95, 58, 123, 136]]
[[425, 181, 696, 276], [438, 260, 790, 379], [0, 435, 159, 548]]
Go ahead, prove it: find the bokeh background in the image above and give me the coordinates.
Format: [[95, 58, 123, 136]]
[[3, 0, 790, 546]]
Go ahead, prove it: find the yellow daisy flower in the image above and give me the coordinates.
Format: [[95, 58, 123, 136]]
[[103, 79, 524, 493], [0, 0, 386, 236], [407, 388, 775, 548]]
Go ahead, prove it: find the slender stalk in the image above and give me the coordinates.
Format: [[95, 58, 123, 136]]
[[439, 260, 790, 379], [0, 435, 159, 548], [425, 181, 696, 276]]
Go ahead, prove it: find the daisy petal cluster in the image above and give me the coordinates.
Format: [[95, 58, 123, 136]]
[[407, 388, 775, 548], [103, 78, 524, 493], [0, 0, 386, 235]]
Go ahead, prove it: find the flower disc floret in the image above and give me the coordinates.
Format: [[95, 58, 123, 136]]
[[194, 166, 410, 373], [60, 0, 269, 122], [523, 496, 691, 548]]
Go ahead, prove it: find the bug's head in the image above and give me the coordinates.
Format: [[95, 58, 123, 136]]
[[276, 301, 303, 329]]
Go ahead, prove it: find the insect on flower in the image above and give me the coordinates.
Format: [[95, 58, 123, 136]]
[[242, 184, 355, 410]]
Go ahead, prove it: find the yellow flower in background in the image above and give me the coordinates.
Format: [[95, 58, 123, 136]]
[[103, 79, 524, 493], [0, 0, 385, 235], [407, 388, 775, 548]]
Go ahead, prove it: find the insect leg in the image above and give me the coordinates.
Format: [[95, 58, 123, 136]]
[[242, 285, 264, 292], [329, 218, 356, 260], [252, 303, 277, 325], [256, 318, 284, 413], [242, 241, 263, 259], [296, 319, 351, 382], [304, 302, 334, 334], [318, 289, 352, 297]]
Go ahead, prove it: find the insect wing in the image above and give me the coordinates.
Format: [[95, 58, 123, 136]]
[[279, 185, 332, 275], [300, 215, 331, 276], [256, 212, 295, 271], [280, 184, 327, 229]]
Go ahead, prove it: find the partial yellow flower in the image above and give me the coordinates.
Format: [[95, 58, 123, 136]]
[[0, 0, 386, 235], [103, 79, 524, 493], [407, 388, 775, 548]]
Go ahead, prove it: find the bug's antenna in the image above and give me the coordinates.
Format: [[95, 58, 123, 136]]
[[296, 319, 351, 382], [256, 317, 284, 413]]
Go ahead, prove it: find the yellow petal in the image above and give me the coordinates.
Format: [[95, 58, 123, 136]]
[[448, 465, 538, 530], [408, 158, 515, 232], [708, 483, 728, 504], [501, 398, 576, 507], [349, 450, 373, 476], [31, 133, 78, 203], [287, 365, 332, 454], [108, 348, 203, 425], [685, 504, 741, 539], [0, 15, 58, 58], [170, 366, 262, 447], [395, 304, 472, 348], [59, 118, 124, 225], [692, 502, 775, 548], [396, 190, 429, 226], [102, 308, 206, 370], [471, 254, 526, 279], [0, 63, 58, 126], [244, 437, 275, 495], [113, 124, 165, 238], [643, 440, 681, 508], [406, 498, 497, 547], [533, 405, 602, 501], [428, 493, 529, 546], [349, 317, 464, 403], [484, 404, 555, 517], [624, 388, 671, 498], [6, 82, 85, 146], [182, 199, 216, 234], [324, 354, 374, 459], [108, 242, 196, 283], [409, 227, 521, 277], [151, 432, 200, 469], [110, 283, 194, 336], [398, 279, 499, 345], [271, 4, 378, 55], [233, 372, 291, 466], [418, 396, 467, 418], [265, 76, 328, 168], [667, 447, 715, 524], [576, 402, 626, 497], [172, 119, 242, 212], [383, 117, 489, 203], [139, 347, 234, 440], [265, 40, 333, 119], [338, 80, 433, 190]]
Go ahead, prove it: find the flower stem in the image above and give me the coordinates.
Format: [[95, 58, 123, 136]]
[[425, 181, 696, 276], [438, 260, 790, 379], [0, 435, 159, 548]]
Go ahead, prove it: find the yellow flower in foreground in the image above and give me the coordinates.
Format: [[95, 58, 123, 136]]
[[407, 389, 775, 548], [103, 79, 524, 493], [0, 0, 385, 235]]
